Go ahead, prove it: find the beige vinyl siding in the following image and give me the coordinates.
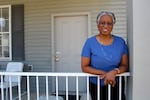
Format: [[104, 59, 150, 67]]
[[0, 0, 127, 92], [24, 0, 126, 70]]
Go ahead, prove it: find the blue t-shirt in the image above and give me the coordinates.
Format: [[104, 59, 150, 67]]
[[81, 35, 128, 86]]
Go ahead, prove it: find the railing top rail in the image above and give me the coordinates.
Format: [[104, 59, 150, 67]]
[[0, 72, 130, 77]]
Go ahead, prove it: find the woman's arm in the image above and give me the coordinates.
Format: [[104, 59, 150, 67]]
[[81, 57, 106, 75], [104, 54, 128, 86], [118, 54, 129, 73]]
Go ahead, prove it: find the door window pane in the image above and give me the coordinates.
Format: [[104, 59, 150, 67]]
[[3, 33, 9, 46], [2, 8, 9, 19], [0, 18, 5, 31], [2, 19, 8, 32], [0, 46, 2, 57], [0, 34, 2, 45], [0, 9, 1, 17], [3, 46, 9, 57]]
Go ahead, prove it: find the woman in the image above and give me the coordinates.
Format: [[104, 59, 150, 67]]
[[81, 11, 128, 100]]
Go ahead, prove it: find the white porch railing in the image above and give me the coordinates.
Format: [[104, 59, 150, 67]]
[[0, 72, 130, 100]]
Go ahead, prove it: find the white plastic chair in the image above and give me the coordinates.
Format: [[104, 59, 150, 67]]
[[0, 62, 24, 100]]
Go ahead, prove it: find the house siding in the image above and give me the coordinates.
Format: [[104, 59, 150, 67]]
[[0, 0, 127, 92]]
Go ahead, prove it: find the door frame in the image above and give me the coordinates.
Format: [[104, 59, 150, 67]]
[[51, 12, 91, 92], [51, 12, 91, 72]]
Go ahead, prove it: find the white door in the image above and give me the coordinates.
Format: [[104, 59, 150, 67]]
[[54, 15, 88, 92]]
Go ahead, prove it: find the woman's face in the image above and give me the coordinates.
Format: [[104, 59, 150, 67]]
[[97, 15, 113, 35]]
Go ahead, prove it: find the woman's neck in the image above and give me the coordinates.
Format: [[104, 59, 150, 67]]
[[98, 33, 113, 39], [97, 34, 113, 45]]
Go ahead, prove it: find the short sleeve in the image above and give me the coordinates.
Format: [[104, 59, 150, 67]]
[[123, 41, 128, 55], [81, 39, 91, 57]]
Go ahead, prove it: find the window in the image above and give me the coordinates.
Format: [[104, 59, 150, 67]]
[[0, 5, 11, 60]]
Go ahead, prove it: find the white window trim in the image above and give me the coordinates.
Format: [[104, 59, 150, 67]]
[[0, 5, 12, 61]]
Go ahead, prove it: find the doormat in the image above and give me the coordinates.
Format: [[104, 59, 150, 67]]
[[59, 94, 81, 100], [39, 95, 64, 100]]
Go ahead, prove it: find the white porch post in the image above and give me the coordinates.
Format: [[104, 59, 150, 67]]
[[127, 0, 150, 100]]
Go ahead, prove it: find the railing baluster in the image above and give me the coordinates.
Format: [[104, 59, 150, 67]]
[[46, 76, 49, 100], [36, 76, 39, 100], [1, 75, 4, 100], [97, 76, 100, 100], [124, 76, 127, 96], [87, 76, 89, 100], [66, 76, 68, 100], [56, 76, 58, 100], [76, 76, 79, 100], [119, 76, 122, 100], [9, 76, 12, 100], [108, 84, 111, 100], [27, 76, 30, 100], [18, 75, 21, 100]]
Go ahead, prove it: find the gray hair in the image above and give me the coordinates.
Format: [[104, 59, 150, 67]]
[[96, 11, 116, 25]]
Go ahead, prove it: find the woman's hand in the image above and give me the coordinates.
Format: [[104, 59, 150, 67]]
[[103, 70, 117, 87]]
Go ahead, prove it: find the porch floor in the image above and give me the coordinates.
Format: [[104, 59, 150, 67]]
[[8, 91, 84, 100]]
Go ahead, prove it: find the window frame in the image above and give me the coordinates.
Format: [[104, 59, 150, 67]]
[[0, 5, 12, 61]]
